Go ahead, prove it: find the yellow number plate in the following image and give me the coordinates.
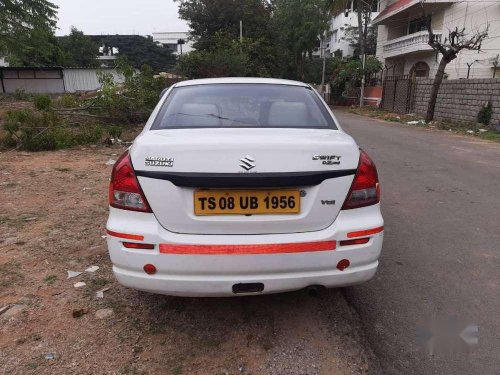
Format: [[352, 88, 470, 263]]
[[194, 189, 301, 216]]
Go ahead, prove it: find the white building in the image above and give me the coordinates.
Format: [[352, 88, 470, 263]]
[[152, 32, 194, 55], [326, 1, 379, 58], [0, 56, 8, 67], [375, 0, 500, 79], [98, 46, 119, 66]]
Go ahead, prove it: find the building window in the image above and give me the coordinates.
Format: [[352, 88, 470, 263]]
[[332, 30, 338, 44], [408, 16, 429, 34]]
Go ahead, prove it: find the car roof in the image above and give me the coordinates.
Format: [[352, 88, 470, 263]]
[[174, 77, 310, 88]]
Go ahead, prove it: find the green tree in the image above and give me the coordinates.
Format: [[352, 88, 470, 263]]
[[175, 0, 273, 51], [330, 56, 381, 102], [6, 23, 65, 66], [59, 27, 99, 67], [0, 0, 60, 65], [272, 0, 331, 80], [176, 32, 250, 78], [343, 24, 377, 58], [174, 0, 331, 80], [0, 0, 58, 46], [91, 35, 176, 72]]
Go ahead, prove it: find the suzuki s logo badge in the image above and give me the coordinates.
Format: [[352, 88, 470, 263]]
[[239, 155, 256, 171], [145, 156, 174, 167], [312, 155, 341, 165]]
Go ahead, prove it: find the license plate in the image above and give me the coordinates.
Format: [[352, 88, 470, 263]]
[[194, 189, 300, 216]]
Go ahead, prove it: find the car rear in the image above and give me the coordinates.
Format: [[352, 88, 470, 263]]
[[106, 78, 383, 297]]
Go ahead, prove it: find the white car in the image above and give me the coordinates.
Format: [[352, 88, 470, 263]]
[[106, 77, 383, 297]]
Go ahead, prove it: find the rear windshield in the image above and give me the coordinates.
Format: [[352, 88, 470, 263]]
[[151, 84, 337, 129]]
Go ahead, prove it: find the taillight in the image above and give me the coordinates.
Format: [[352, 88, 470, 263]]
[[342, 149, 380, 210], [109, 151, 152, 212]]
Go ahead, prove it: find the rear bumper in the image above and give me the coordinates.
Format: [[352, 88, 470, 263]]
[[113, 261, 378, 297], [106, 204, 383, 297]]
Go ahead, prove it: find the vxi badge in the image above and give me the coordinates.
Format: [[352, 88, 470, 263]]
[[312, 155, 341, 165], [145, 156, 174, 167]]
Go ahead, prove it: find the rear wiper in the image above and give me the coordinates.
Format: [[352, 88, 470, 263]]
[[166, 112, 255, 125]]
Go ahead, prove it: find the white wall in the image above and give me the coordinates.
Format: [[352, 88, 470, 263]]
[[63, 69, 125, 93], [1, 69, 64, 94], [3, 79, 64, 94], [444, 2, 500, 79]]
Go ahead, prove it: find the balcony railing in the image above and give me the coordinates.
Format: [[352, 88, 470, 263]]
[[382, 30, 442, 58]]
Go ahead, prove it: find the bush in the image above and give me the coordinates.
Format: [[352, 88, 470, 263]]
[[2, 109, 104, 151], [74, 124, 103, 144], [330, 57, 383, 103], [89, 60, 169, 123], [34, 94, 52, 111], [107, 125, 123, 139], [5, 110, 61, 151], [13, 88, 29, 101], [58, 93, 80, 108], [477, 101, 492, 125]]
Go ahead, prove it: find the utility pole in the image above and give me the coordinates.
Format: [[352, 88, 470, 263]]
[[359, 53, 366, 107], [240, 20, 243, 53], [321, 37, 326, 87]]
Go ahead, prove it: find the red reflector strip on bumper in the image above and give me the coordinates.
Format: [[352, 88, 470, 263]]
[[106, 229, 144, 241], [340, 238, 370, 246], [347, 226, 384, 239], [123, 242, 155, 250], [159, 241, 336, 255]]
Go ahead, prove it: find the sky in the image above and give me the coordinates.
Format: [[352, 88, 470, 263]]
[[52, 0, 188, 36]]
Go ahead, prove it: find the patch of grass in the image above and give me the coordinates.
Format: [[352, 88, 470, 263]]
[[0, 261, 24, 288], [16, 333, 42, 345], [25, 363, 38, 370], [347, 106, 418, 123], [171, 366, 183, 375], [57, 94, 80, 108], [479, 132, 500, 142], [147, 321, 168, 334], [33, 95, 52, 111], [117, 362, 146, 375], [90, 277, 110, 287], [53, 167, 71, 172], [0, 213, 41, 228], [44, 275, 57, 285]]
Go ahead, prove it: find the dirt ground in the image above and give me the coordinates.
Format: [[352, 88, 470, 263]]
[[0, 139, 379, 374]]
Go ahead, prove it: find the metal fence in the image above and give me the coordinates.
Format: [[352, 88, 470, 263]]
[[381, 75, 416, 113]]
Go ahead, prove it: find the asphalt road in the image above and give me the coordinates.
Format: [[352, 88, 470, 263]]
[[335, 109, 500, 375]]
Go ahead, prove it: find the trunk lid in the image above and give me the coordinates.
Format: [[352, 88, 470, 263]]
[[131, 128, 359, 235]]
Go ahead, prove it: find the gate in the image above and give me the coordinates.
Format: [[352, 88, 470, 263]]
[[381, 75, 415, 113]]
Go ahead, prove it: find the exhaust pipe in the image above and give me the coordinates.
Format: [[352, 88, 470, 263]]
[[306, 285, 325, 297]]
